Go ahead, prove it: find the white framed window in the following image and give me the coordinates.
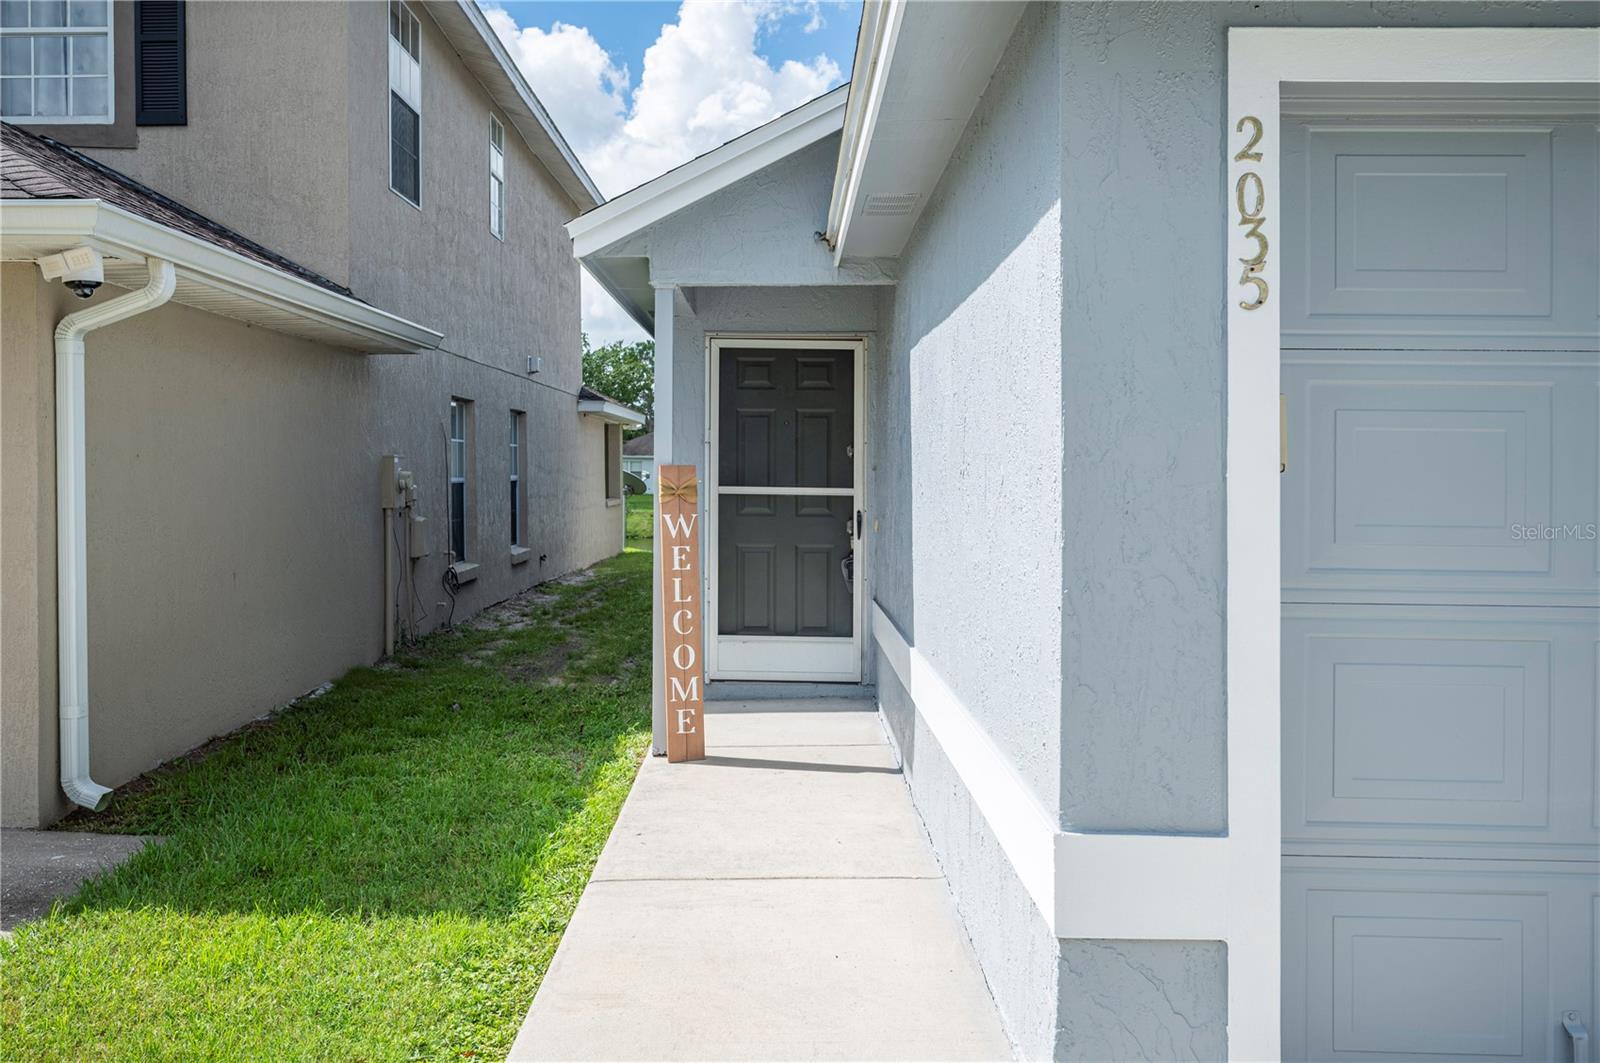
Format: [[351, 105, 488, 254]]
[[0, 0, 114, 124], [448, 399, 469, 562], [387, 0, 420, 206], [489, 113, 506, 240], [509, 410, 523, 547]]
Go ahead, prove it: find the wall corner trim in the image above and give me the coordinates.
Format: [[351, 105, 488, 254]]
[[870, 600, 1229, 943]]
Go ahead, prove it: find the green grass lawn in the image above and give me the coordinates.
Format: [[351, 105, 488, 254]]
[[1, 530, 653, 1061], [625, 492, 653, 541]]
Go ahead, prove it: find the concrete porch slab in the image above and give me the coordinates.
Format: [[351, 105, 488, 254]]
[[1, 829, 157, 932], [509, 700, 1012, 1062]]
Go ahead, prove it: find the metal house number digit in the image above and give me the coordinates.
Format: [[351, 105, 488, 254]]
[[1233, 116, 1268, 311]]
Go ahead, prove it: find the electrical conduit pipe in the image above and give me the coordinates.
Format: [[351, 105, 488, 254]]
[[55, 258, 177, 810]]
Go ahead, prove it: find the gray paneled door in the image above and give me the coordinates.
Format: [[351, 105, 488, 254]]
[[709, 341, 862, 681], [1280, 86, 1600, 1062]]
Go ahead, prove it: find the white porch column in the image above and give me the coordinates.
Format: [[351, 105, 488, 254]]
[[650, 284, 675, 755]]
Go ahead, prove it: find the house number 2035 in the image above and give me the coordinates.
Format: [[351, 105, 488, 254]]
[[1233, 115, 1268, 311]]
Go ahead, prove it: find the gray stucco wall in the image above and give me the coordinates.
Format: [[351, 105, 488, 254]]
[[345, 1, 585, 391], [3, 1, 619, 827], [1056, 0, 1600, 842], [614, 134, 894, 288], [85, 1, 354, 286], [1052, 3, 1598, 1059], [868, 4, 1065, 1056], [0, 265, 619, 828]]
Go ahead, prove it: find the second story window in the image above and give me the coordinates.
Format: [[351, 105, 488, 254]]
[[448, 399, 470, 562], [0, 0, 113, 123], [488, 114, 506, 239], [388, 0, 420, 206]]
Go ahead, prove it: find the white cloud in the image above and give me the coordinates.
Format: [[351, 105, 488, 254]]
[[485, 1, 845, 344]]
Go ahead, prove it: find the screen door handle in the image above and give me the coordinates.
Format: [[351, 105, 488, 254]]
[[1566, 1012, 1589, 1063]]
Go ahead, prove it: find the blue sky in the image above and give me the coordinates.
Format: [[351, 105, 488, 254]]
[[497, 2, 861, 88], [483, 1, 861, 342]]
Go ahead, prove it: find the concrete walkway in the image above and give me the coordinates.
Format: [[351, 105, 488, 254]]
[[1, 829, 157, 932], [509, 698, 1012, 1062]]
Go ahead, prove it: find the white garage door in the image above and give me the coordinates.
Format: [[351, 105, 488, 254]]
[[1280, 85, 1600, 1062]]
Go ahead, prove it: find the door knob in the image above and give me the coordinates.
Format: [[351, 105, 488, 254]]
[[1567, 1012, 1589, 1063]]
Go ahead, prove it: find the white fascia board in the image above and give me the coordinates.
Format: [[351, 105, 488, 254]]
[[568, 86, 849, 259], [0, 199, 443, 352], [440, 0, 603, 210], [824, 0, 902, 254], [578, 399, 646, 428]]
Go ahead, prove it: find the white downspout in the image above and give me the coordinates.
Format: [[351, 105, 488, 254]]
[[55, 258, 177, 810]]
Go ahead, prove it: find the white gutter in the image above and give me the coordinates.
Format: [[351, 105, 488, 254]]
[[55, 258, 177, 810], [2, 200, 443, 353]]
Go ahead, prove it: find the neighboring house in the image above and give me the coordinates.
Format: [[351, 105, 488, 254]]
[[622, 430, 653, 489], [570, 4, 1599, 1061], [0, 0, 639, 830]]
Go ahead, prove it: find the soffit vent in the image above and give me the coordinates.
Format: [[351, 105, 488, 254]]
[[862, 192, 920, 218]]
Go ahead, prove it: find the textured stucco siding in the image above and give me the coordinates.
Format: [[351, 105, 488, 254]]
[[871, 4, 1065, 1056], [0, 270, 615, 829], [881, 0, 1063, 810], [345, 1, 585, 389], [1, 265, 59, 827], [1056, 0, 1600, 844], [1056, 940, 1227, 1061], [7, 2, 614, 827], [84, 1, 354, 287], [1052, 4, 1599, 1059], [878, 665, 1061, 1060], [615, 134, 894, 288]]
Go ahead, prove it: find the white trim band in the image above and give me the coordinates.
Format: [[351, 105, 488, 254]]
[[872, 601, 1229, 941]]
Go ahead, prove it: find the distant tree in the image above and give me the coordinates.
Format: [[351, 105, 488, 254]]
[[581, 333, 654, 439]]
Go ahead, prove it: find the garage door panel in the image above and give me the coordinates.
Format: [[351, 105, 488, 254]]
[[1284, 607, 1599, 856], [1282, 115, 1598, 350], [1283, 862, 1596, 1063], [1283, 88, 1600, 1063], [1282, 359, 1598, 605]]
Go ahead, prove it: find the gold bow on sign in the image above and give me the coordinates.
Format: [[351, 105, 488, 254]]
[[658, 475, 697, 506]]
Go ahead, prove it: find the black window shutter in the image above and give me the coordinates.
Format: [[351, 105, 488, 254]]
[[135, 2, 187, 126]]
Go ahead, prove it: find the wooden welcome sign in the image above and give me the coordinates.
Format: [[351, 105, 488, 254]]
[[657, 464, 705, 761]]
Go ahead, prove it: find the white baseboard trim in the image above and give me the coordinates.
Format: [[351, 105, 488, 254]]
[[870, 600, 1229, 941]]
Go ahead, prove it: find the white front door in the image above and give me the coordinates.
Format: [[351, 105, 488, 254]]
[[707, 338, 864, 682], [1279, 86, 1600, 1061]]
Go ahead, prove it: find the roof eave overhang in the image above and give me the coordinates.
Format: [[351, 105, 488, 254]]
[[0, 199, 444, 353], [426, 0, 603, 211], [578, 398, 646, 428], [826, 1, 1027, 263], [584, 256, 656, 335]]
